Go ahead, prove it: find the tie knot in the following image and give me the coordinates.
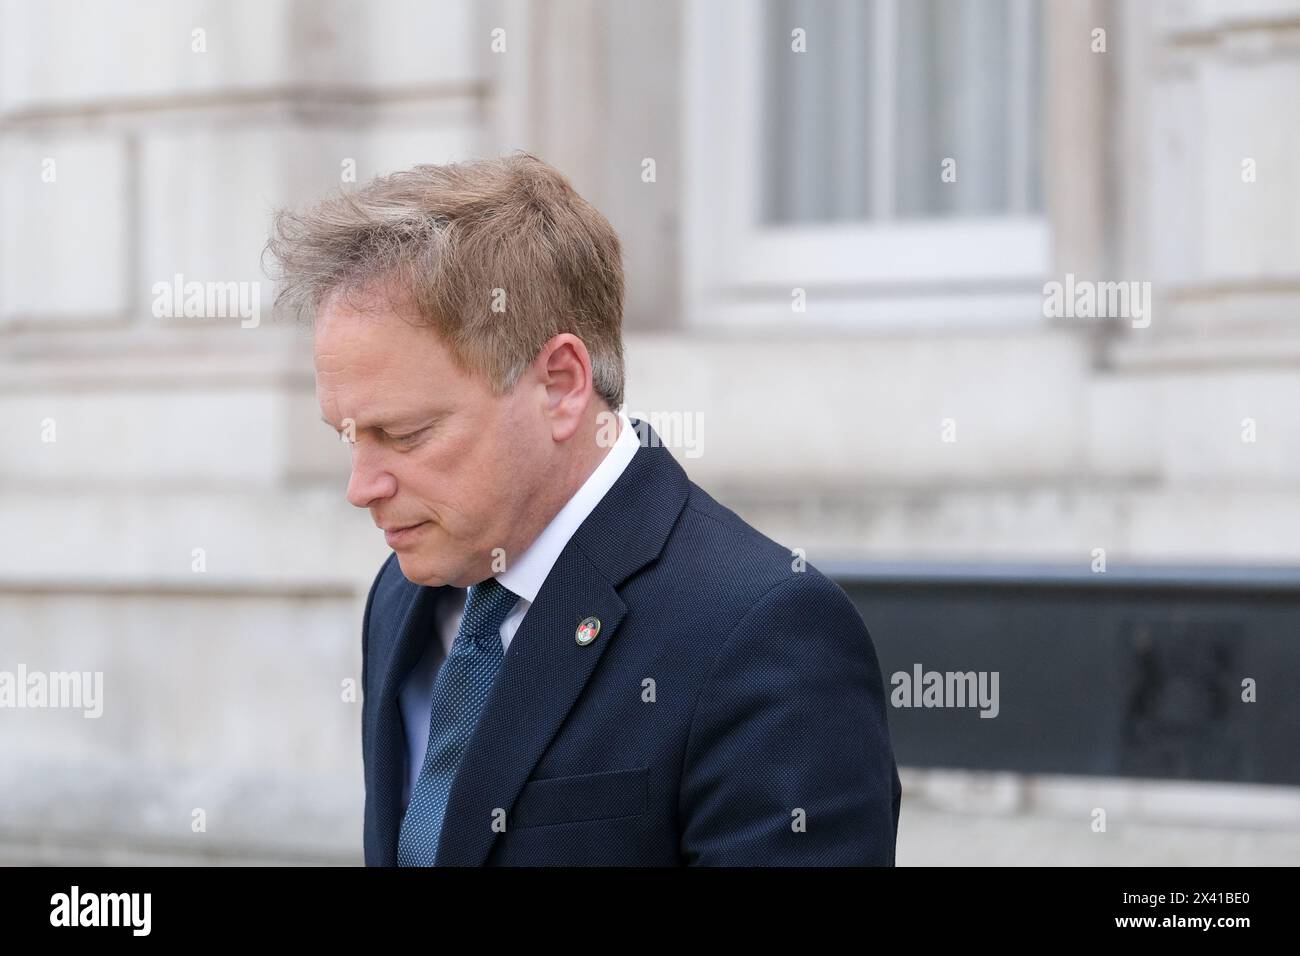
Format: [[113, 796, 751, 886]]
[[458, 577, 518, 647]]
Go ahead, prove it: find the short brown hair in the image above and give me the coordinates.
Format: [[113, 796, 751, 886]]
[[265, 151, 626, 409]]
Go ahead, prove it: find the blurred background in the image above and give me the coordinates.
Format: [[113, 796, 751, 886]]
[[1, 0, 1298, 865]]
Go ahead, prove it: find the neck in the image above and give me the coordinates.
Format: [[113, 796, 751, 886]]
[[505, 404, 620, 569]]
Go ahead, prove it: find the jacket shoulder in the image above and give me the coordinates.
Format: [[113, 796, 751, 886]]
[[663, 481, 855, 618]]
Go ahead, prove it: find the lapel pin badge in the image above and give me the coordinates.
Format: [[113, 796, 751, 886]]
[[575, 616, 601, 646]]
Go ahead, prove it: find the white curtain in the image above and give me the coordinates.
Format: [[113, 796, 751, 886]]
[[762, 0, 1043, 224]]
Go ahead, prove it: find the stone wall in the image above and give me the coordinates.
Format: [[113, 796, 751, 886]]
[[1, 0, 1297, 864]]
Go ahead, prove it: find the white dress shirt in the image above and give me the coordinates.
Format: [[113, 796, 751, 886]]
[[398, 408, 640, 811]]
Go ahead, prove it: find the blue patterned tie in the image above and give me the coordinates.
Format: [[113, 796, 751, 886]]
[[397, 577, 518, 866]]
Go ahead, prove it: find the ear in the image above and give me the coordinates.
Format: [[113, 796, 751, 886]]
[[537, 333, 593, 442]]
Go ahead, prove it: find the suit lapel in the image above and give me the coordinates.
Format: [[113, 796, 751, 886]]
[[370, 579, 453, 866], [433, 545, 627, 865]]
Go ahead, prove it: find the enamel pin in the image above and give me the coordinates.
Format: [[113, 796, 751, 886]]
[[575, 616, 601, 646]]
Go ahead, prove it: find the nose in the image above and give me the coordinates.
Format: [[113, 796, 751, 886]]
[[345, 440, 398, 509]]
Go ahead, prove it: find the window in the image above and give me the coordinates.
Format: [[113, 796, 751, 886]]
[[684, 0, 1050, 328]]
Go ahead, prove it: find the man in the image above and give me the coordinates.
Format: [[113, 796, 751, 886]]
[[267, 152, 901, 865]]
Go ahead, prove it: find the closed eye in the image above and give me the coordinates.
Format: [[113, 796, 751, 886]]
[[386, 427, 429, 445]]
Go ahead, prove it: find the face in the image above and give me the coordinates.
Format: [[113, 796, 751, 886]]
[[314, 289, 561, 587]]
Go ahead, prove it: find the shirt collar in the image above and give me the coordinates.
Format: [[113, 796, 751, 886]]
[[495, 407, 640, 604]]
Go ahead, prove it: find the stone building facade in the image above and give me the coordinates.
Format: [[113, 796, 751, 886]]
[[2, 0, 1297, 863]]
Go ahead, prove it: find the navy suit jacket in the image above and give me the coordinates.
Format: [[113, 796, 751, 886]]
[[360, 418, 901, 865]]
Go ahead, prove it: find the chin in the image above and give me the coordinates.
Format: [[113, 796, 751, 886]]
[[393, 552, 449, 587]]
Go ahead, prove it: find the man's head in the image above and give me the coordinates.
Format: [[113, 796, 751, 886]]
[[266, 152, 626, 587]]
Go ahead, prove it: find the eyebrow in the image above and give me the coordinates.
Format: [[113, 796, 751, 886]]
[[319, 412, 442, 431]]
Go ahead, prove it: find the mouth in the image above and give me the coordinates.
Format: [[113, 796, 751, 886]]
[[383, 521, 430, 548]]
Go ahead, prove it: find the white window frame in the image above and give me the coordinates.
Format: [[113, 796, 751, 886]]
[[683, 0, 1051, 330]]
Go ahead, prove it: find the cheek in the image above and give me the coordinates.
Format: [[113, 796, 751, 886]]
[[425, 414, 515, 510], [386, 448, 442, 515], [457, 447, 518, 526], [408, 438, 490, 518]]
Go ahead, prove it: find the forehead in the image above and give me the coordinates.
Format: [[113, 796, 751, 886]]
[[313, 291, 469, 419], [315, 286, 428, 358]]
